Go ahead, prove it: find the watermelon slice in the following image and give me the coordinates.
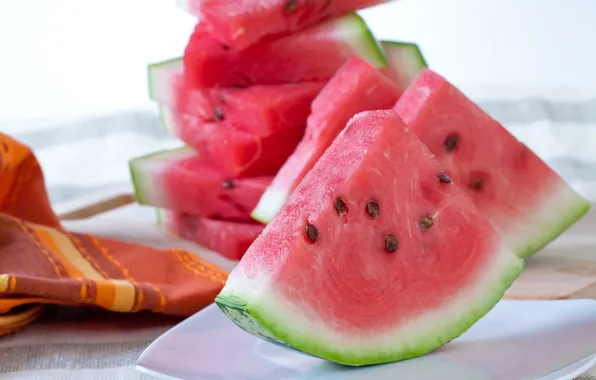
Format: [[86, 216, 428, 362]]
[[177, 0, 393, 50], [148, 58, 325, 136], [159, 106, 304, 177], [394, 69, 591, 258], [251, 56, 401, 223], [158, 210, 264, 261], [216, 110, 523, 366], [381, 40, 428, 90], [183, 13, 387, 88], [129, 147, 272, 221]]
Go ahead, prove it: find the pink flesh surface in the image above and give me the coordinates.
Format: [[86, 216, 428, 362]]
[[238, 110, 501, 333], [169, 73, 324, 135], [163, 211, 264, 261], [156, 155, 272, 221], [184, 0, 391, 50], [184, 20, 372, 87], [266, 57, 401, 201], [169, 110, 304, 177], [394, 69, 564, 236]]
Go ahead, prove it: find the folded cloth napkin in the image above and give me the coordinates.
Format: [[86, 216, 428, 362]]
[[0, 132, 228, 335]]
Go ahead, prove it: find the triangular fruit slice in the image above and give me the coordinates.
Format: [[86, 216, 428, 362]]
[[129, 147, 272, 221], [177, 0, 393, 50], [216, 110, 523, 366], [158, 210, 264, 261], [183, 13, 387, 88], [148, 58, 325, 136], [251, 56, 401, 223], [381, 40, 428, 90], [160, 106, 304, 177], [394, 69, 591, 258]]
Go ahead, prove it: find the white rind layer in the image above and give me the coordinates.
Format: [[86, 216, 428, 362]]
[[502, 180, 590, 258], [250, 187, 289, 224], [219, 242, 523, 361]]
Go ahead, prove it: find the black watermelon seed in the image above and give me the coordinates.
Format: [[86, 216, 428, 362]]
[[419, 216, 434, 230], [284, 0, 298, 13], [222, 179, 235, 189], [366, 201, 380, 219], [222, 44, 231, 51], [444, 134, 459, 152], [438, 173, 453, 184], [213, 107, 224, 121], [335, 197, 347, 215], [306, 223, 319, 243], [385, 234, 399, 253], [469, 177, 485, 191]]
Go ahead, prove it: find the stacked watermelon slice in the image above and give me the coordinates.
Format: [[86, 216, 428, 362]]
[[129, 0, 427, 260], [129, 0, 591, 367]]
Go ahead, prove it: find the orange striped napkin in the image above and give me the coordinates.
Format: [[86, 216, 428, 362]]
[[0, 132, 228, 335]]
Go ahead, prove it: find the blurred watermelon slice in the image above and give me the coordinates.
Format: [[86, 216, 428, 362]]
[[159, 106, 304, 177], [129, 147, 271, 221], [183, 13, 387, 88], [148, 58, 324, 136], [176, 0, 394, 50], [158, 210, 264, 261]]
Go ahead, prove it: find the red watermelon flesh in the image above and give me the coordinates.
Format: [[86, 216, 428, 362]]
[[160, 106, 304, 177], [160, 210, 264, 261], [177, 0, 393, 50], [129, 146, 272, 221], [216, 110, 523, 366], [148, 58, 325, 136], [183, 13, 387, 88], [394, 69, 590, 258], [251, 56, 401, 223]]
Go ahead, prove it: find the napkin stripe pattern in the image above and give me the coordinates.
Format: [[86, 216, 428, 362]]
[[0, 213, 228, 316], [0, 132, 229, 336]]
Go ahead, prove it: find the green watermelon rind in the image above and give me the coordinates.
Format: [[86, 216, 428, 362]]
[[380, 40, 428, 73], [380, 40, 428, 90], [128, 147, 194, 206], [381, 40, 428, 68], [215, 251, 523, 366], [338, 13, 388, 69], [146, 57, 183, 103], [513, 186, 591, 259]]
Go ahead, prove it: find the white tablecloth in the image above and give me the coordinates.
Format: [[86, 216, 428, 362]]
[[2, 90, 595, 206]]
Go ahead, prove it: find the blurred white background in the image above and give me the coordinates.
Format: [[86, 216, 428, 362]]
[[0, 0, 595, 124]]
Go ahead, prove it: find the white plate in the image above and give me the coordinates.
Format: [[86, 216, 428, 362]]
[[136, 300, 596, 380]]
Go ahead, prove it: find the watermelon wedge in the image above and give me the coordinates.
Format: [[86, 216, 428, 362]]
[[216, 110, 523, 366], [148, 58, 325, 136], [159, 106, 304, 177], [251, 57, 401, 223], [381, 40, 428, 90], [183, 13, 387, 88], [177, 0, 394, 50], [158, 210, 264, 261], [129, 147, 272, 221], [394, 69, 591, 258]]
